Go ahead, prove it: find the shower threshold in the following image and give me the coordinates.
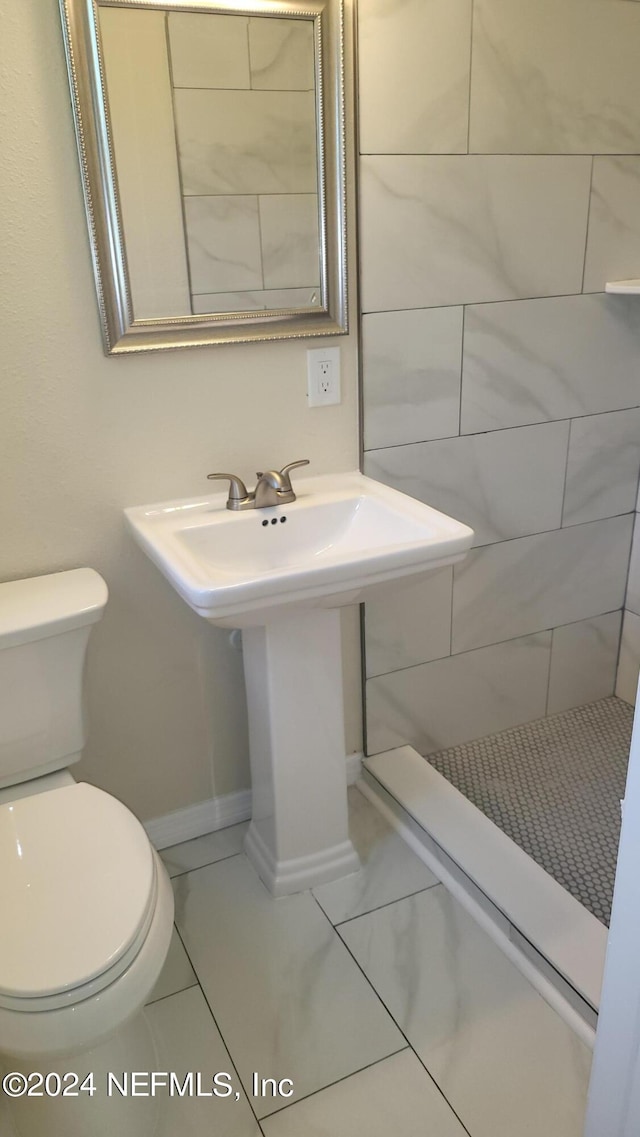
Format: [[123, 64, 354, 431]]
[[358, 696, 633, 1032]]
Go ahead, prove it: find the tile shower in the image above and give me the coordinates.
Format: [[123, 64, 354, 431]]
[[359, 0, 640, 926]]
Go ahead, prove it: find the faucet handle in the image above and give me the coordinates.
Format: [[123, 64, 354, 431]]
[[207, 472, 250, 510], [279, 459, 310, 489]]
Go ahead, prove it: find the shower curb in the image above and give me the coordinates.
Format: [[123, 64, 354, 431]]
[[359, 746, 606, 1044]]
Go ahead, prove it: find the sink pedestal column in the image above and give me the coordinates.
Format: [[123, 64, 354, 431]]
[[241, 608, 360, 896]]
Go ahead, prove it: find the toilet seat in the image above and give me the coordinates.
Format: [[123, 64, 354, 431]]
[[0, 783, 156, 1010]]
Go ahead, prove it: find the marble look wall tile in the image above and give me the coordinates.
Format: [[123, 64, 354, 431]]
[[340, 889, 590, 1137], [364, 567, 452, 678], [452, 515, 633, 655], [248, 17, 314, 91], [174, 89, 317, 195], [547, 612, 622, 717], [358, 0, 472, 155], [360, 156, 591, 313], [168, 12, 250, 89], [583, 158, 640, 292], [362, 308, 462, 450], [261, 1050, 467, 1137], [192, 287, 321, 314], [184, 196, 263, 294], [469, 0, 640, 154], [366, 632, 551, 756], [173, 856, 404, 1117], [364, 422, 569, 548], [259, 194, 319, 289], [460, 294, 640, 434], [626, 519, 640, 617], [616, 611, 640, 705], [563, 409, 640, 527]]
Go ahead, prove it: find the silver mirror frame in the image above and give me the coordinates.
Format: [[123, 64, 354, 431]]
[[59, 0, 348, 354]]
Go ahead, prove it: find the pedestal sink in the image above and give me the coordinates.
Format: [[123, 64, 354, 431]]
[[125, 472, 473, 895]]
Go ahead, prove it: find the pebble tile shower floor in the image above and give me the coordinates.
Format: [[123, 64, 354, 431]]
[[427, 696, 633, 926]]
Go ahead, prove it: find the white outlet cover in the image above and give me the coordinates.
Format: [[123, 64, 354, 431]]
[[307, 346, 341, 407]]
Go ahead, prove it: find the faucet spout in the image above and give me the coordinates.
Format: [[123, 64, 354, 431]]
[[254, 471, 289, 508], [254, 460, 310, 508], [207, 460, 309, 510]]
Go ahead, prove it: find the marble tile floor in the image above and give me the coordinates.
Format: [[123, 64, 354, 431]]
[[0, 788, 592, 1136]]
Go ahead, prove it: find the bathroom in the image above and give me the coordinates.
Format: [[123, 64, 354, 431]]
[[2, 0, 640, 1133]]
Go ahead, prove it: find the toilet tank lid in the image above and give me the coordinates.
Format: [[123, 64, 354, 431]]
[[0, 569, 108, 649]]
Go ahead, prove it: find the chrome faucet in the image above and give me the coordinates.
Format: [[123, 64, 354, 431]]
[[207, 460, 310, 511]]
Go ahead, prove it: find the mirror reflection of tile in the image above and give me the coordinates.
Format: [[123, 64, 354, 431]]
[[170, 12, 321, 313], [99, 7, 321, 318]]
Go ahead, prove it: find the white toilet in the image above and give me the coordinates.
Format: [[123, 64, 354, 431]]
[[0, 568, 174, 1134]]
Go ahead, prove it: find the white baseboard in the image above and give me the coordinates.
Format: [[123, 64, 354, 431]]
[[144, 788, 252, 850], [145, 752, 363, 850]]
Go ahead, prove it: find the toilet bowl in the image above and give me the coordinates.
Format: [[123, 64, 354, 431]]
[[0, 568, 174, 1134]]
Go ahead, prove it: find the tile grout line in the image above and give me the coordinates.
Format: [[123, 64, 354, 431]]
[[164, 847, 246, 881], [466, 0, 475, 155], [163, 15, 197, 315], [245, 17, 253, 92], [432, 692, 628, 757], [169, 851, 449, 1127], [361, 151, 638, 158], [329, 880, 441, 930], [366, 605, 624, 684], [256, 1047, 411, 1122], [580, 157, 595, 294], [449, 562, 455, 658], [558, 418, 573, 529], [613, 604, 628, 699], [617, 511, 639, 683], [145, 979, 199, 1008], [458, 305, 466, 438], [543, 628, 554, 718], [309, 889, 474, 1137], [180, 191, 318, 198], [363, 404, 640, 452], [173, 878, 456, 1128], [170, 922, 266, 1130], [171, 87, 315, 94], [361, 287, 612, 317], [145, 921, 199, 1006], [545, 415, 577, 718]]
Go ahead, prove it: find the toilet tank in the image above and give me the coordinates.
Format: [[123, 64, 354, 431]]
[[0, 569, 108, 788]]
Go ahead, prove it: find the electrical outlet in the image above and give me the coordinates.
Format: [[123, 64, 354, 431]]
[[307, 347, 341, 407]]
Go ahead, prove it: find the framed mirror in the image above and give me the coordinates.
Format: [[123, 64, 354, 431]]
[[59, 0, 347, 353]]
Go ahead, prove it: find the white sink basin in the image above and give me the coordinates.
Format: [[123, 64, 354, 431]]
[[125, 471, 473, 628], [125, 470, 472, 897]]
